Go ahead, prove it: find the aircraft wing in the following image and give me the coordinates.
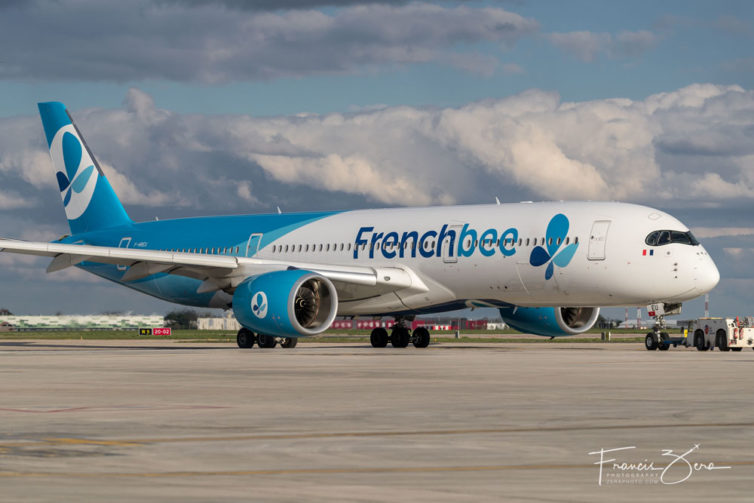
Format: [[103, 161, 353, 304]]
[[0, 238, 427, 298]]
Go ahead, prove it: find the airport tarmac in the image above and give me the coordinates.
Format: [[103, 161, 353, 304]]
[[0, 340, 752, 502]]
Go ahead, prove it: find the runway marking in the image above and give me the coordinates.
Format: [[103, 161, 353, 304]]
[[1, 460, 752, 478], [2, 421, 753, 449]]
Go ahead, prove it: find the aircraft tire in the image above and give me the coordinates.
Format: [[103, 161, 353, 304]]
[[645, 333, 658, 351], [370, 328, 388, 348], [237, 328, 256, 349], [412, 327, 430, 348], [731, 347, 742, 352], [281, 337, 298, 348], [391, 326, 410, 348], [257, 333, 277, 348]]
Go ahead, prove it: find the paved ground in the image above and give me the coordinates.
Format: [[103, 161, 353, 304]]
[[0, 340, 752, 502]]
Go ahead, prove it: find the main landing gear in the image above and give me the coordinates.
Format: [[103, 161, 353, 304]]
[[370, 322, 431, 349], [236, 328, 298, 349]]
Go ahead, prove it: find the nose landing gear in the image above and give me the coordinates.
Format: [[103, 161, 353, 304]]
[[644, 302, 684, 351]]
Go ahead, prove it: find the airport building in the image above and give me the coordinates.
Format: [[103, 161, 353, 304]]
[[197, 315, 242, 331], [0, 315, 165, 331]]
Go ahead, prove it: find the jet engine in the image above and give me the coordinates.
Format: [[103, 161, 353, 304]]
[[232, 270, 338, 337], [498, 306, 600, 337]]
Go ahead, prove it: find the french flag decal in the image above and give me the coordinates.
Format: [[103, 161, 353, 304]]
[[642, 249, 654, 256]]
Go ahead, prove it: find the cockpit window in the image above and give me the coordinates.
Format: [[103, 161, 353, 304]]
[[645, 230, 699, 247]]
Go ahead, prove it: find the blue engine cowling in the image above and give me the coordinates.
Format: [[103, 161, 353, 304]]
[[233, 270, 338, 337], [498, 306, 600, 337]]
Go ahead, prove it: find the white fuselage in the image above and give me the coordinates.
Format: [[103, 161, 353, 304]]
[[251, 202, 719, 316]]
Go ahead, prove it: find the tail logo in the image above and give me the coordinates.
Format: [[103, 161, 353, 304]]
[[529, 214, 579, 280], [50, 125, 98, 220], [251, 291, 268, 319]]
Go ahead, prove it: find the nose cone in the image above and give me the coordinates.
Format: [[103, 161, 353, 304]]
[[696, 255, 720, 294]]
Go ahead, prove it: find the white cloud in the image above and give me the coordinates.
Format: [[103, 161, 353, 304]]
[[692, 227, 754, 239], [547, 29, 659, 62], [0, 191, 33, 209], [546, 31, 610, 62], [0, 1, 538, 82], [0, 83, 753, 223]]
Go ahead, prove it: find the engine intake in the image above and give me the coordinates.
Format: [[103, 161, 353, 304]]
[[233, 270, 338, 337]]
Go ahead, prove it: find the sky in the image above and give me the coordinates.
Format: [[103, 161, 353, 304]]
[[0, 0, 752, 321]]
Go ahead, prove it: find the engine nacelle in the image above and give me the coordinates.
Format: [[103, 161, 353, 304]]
[[233, 270, 338, 337], [498, 306, 600, 337]]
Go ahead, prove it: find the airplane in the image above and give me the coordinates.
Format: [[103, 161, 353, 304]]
[[0, 102, 720, 349]]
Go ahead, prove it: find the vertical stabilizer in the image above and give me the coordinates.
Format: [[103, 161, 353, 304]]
[[38, 102, 132, 235]]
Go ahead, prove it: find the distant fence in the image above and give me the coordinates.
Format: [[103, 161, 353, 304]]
[[0, 316, 165, 331]]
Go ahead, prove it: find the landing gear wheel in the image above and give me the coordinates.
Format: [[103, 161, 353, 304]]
[[281, 337, 298, 348], [645, 332, 658, 351], [412, 327, 430, 348], [658, 332, 670, 351], [391, 326, 410, 348], [731, 347, 742, 352], [370, 327, 388, 348], [257, 333, 277, 348], [237, 328, 256, 349]]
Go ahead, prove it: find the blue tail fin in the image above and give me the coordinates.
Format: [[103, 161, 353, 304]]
[[38, 102, 132, 235]]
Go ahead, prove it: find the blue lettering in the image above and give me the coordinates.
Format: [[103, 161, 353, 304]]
[[457, 224, 477, 257], [399, 231, 418, 258], [419, 230, 437, 258], [355, 223, 521, 260], [436, 224, 457, 258], [479, 228, 498, 257], [382, 232, 399, 259], [369, 232, 384, 259], [354, 226, 373, 259], [499, 227, 518, 257]]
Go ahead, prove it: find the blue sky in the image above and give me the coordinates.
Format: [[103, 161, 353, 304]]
[[0, 0, 753, 320]]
